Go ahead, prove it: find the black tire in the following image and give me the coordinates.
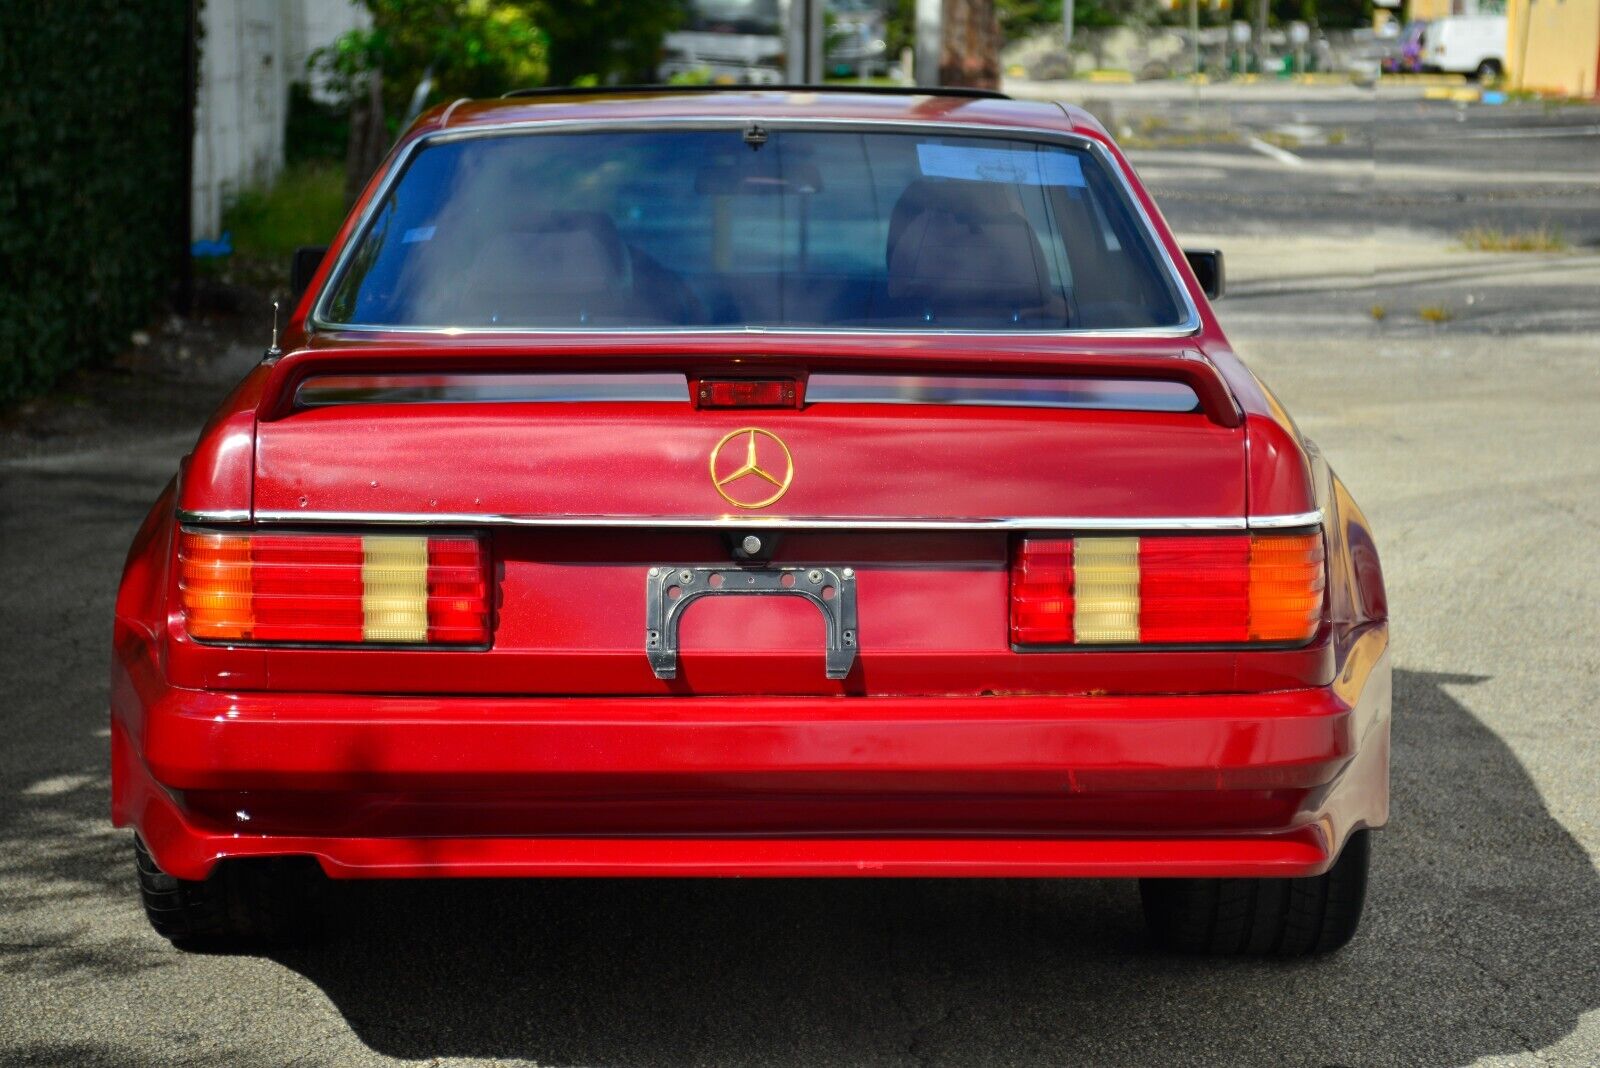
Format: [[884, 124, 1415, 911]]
[[1474, 59, 1503, 83], [1139, 830, 1370, 956], [134, 835, 326, 947]]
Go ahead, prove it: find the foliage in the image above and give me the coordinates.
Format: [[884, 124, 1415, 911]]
[[1458, 225, 1568, 253], [285, 82, 350, 164], [1165, 0, 1377, 30], [991, 0, 1379, 35], [0, 1, 190, 406], [1274, 0, 1376, 31], [313, 0, 550, 116], [883, 0, 915, 59], [538, 0, 684, 87], [998, 0, 1128, 36], [667, 66, 717, 85], [316, 0, 686, 119]]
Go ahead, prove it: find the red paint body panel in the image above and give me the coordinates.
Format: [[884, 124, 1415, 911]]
[[111, 629, 1388, 881], [175, 371, 262, 518], [114, 89, 1390, 882], [255, 404, 1246, 522]]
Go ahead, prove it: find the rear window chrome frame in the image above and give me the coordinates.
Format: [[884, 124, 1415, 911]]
[[307, 116, 1203, 340]]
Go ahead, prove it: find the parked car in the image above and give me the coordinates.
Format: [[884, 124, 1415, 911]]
[[659, 0, 786, 84], [114, 86, 1390, 956], [659, 0, 888, 84], [1420, 14, 1508, 80], [825, 0, 889, 78]]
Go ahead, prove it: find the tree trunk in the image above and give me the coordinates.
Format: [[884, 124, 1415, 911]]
[[343, 69, 387, 210], [939, 0, 1001, 89]]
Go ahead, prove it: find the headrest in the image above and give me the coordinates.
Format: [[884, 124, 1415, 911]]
[[472, 210, 627, 294], [886, 179, 1027, 268], [885, 179, 1059, 317]]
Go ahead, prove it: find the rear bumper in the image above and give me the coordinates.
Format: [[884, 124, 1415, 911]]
[[112, 633, 1389, 881]]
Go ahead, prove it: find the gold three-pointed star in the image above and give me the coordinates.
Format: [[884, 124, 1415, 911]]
[[709, 428, 794, 509]]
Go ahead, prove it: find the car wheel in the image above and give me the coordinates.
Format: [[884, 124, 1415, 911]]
[[1473, 59, 1502, 82], [134, 835, 326, 947], [1139, 830, 1370, 956]]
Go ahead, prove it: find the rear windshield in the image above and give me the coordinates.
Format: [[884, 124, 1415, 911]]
[[321, 127, 1188, 332]]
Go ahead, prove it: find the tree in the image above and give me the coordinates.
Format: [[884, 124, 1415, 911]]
[[995, 0, 1127, 36], [313, 0, 549, 117], [537, 0, 683, 86], [940, 0, 1003, 87], [315, 0, 683, 203]]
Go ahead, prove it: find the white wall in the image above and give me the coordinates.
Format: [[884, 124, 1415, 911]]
[[191, 0, 368, 240]]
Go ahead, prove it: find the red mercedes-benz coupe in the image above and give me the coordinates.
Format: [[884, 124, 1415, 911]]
[[112, 86, 1389, 955]]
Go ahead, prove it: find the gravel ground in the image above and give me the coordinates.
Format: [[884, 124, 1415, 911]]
[[2, 90, 1597, 1068]]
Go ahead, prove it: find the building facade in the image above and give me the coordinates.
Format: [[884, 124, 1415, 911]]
[[192, 0, 368, 240], [1506, 0, 1600, 97], [1408, 0, 1506, 18]]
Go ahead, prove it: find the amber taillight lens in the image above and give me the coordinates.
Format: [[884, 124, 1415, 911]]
[[1011, 532, 1324, 646], [178, 529, 490, 645]]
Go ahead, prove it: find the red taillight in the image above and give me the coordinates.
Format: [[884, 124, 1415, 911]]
[[696, 379, 798, 409], [179, 530, 490, 645], [1010, 532, 1324, 647], [1010, 537, 1075, 644]]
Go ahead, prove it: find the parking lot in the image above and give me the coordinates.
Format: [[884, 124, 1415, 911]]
[[3, 86, 1598, 1068]]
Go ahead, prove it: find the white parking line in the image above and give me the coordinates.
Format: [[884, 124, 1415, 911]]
[[1444, 124, 1600, 140], [1245, 135, 1307, 167]]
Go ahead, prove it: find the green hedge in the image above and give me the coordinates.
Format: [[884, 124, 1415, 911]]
[[0, 3, 190, 406]]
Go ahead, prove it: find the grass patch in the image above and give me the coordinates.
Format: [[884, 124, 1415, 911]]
[[224, 162, 347, 261], [1117, 113, 1245, 150], [1369, 304, 1386, 321], [215, 162, 347, 293], [1326, 128, 1348, 146], [1257, 130, 1302, 150], [1458, 225, 1569, 253], [1419, 305, 1453, 323], [1119, 127, 1241, 150]]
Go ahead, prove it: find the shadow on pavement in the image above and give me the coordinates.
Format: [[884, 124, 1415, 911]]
[[249, 670, 1600, 1067]]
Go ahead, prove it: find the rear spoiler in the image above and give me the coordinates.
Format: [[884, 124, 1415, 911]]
[[258, 341, 1243, 428]]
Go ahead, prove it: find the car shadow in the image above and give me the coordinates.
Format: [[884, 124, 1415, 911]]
[[255, 669, 1600, 1067]]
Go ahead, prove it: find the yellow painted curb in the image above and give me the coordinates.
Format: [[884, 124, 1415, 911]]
[[1085, 70, 1135, 83], [1383, 73, 1469, 87], [1423, 86, 1482, 102]]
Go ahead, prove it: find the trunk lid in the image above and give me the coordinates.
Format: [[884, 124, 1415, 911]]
[[245, 341, 1249, 696]]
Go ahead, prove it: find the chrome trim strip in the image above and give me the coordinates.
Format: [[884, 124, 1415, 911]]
[[1246, 510, 1324, 530], [176, 508, 250, 524], [307, 116, 1202, 340], [206, 510, 1324, 532]]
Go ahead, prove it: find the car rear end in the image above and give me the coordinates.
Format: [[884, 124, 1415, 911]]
[[112, 94, 1389, 952]]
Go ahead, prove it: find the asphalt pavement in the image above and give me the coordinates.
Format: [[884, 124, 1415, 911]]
[[2, 87, 1598, 1067]]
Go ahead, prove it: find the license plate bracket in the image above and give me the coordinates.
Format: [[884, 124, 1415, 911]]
[[645, 565, 858, 680]]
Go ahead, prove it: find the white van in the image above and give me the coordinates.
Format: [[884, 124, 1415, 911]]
[[1420, 15, 1509, 80]]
